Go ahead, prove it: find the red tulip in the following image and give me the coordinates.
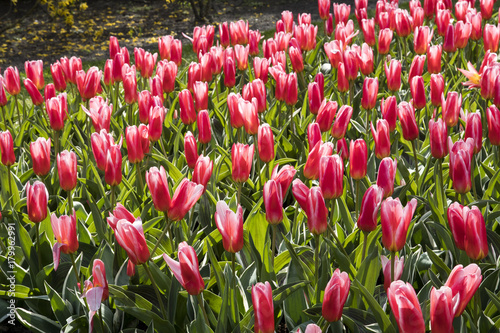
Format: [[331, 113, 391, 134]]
[[441, 91, 462, 127], [361, 18, 376, 46], [480, 64, 500, 100], [318, 0, 331, 20], [60, 56, 82, 85], [357, 185, 384, 232], [454, 21, 472, 49], [487, 105, 500, 145], [331, 105, 353, 139], [289, 46, 304, 73], [349, 139, 367, 180], [164, 242, 205, 295], [158, 60, 178, 94], [447, 202, 468, 251], [294, 23, 318, 51], [335, 20, 358, 45], [381, 96, 397, 132], [258, 124, 275, 163], [429, 74, 444, 107], [412, 7, 424, 28], [104, 59, 114, 86], [413, 26, 433, 54], [82, 96, 112, 133], [357, 43, 374, 76], [285, 73, 298, 106], [468, 11, 482, 41], [240, 98, 259, 135], [410, 76, 426, 110], [430, 286, 456, 333], [428, 118, 447, 159], [377, 157, 397, 198], [192, 155, 213, 191], [316, 100, 337, 133], [371, 119, 391, 159], [307, 123, 322, 150], [26, 181, 48, 223], [121, 65, 137, 104], [253, 57, 269, 84], [91, 130, 114, 171], [464, 111, 483, 154], [44, 84, 56, 104], [234, 44, 249, 71], [264, 180, 284, 225], [187, 62, 202, 92], [397, 102, 419, 141], [387, 281, 425, 333], [115, 217, 149, 274], [381, 198, 418, 252], [319, 155, 344, 200], [30, 137, 51, 176], [464, 206, 489, 260], [443, 24, 456, 53], [107, 204, 136, 230], [394, 9, 413, 37], [271, 165, 296, 198], [445, 264, 482, 317], [252, 281, 274, 333], [145, 166, 171, 212], [378, 28, 393, 55], [385, 59, 402, 92], [76, 67, 102, 100], [184, 131, 198, 169], [168, 179, 205, 221], [322, 269, 350, 322], [57, 150, 77, 192], [484, 24, 500, 53], [219, 22, 230, 47], [448, 137, 474, 194], [51, 211, 79, 271], [337, 138, 349, 161], [426, 46, 442, 75], [337, 62, 350, 93], [343, 47, 359, 81], [324, 40, 344, 69], [229, 20, 249, 45], [179, 89, 197, 125], [3, 66, 21, 95], [228, 93, 244, 129], [25, 60, 44, 90], [481, 0, 494, 19], [0, 130, 15, 167], [436, 9, 451, 36], [214, 201, 244, 253], [105, 145, 122, 187], [50, 61, 67, 92], [292, 179, 310, 214], [381, 255, 404, 290], [199, 52, 214, 82], [361, 77, 378, 110], [24, 78, 43, 106], [408, 55, 426, 83], [125, 125, 147, 164], [308, 82, 322, 115], [304, 141, 334, 180], [232, 143, 254, 183], [223, 57, 236, 88], [46, 94, 68, 131]]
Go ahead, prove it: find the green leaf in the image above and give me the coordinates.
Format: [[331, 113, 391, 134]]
[[44, 281, 73, 325], [16, 307, 61, 332]]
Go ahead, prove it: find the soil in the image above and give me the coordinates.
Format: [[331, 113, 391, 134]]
[[0, 0, 324, 70]]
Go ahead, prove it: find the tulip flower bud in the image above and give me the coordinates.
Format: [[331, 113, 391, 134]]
[[305, 188, 329, 234], [381, 198, 418, 252], [164, 242, 205, 295], [304, 141, 334, 180], [410, 76, 426, 110], [104, 59, 114, 86], [253, 57, 269, 84], [214, 201, 244, 253], [3, 66, 21, 96], [240, 98, 259, 135], [232, 143, 254, 183], [427, 45, 442, 74], [307, 123, 322, 150], [192, 81, 208, 112], [168, 179, 204, 221], [308, 82, 322, 115], [179, 89, 197, 125], [322, 269, 350, 322], [252, 282, 274, 333], [378, 28, 393, 55], [24, 78, 43, 106], [331, 105, 353, 140], [442, 91, 462, 127], [430, 286, 456, 333], [319, 155, 344, 200], [264, 180, 284, 225], [381, 255, 404, 290], [91, 130, 114, 171], [445, 264, 482, 317], [57, 150, 77, 192], [381, 97, 397, 132], [192, 155, 213, 191], [361, 77, 378, 110], [285, 73, 298, 106], [455, 21, 472, 49], [44, 84, 56, 104], [105, 145, 122, 187], [357, 185, 384, 232], [388, 281, 425, 333], [349, 139, 367, 180], [146, 166, 171, 212], [413, 26, 433, 54], [138, 90, 152, 124], [385, 59, 401, 92], [77, 67, 102, 101], [46, 94, 68, 131], [408, 55, 426, 83], [223, 57, 237, 88], [125, 125, 147, 164], [258, 124, 275, 163], [26, 181, 49, 223], [377, 157, 397, 198], [370, 119, 391, 159], [487, 105, 500, 145], [83, 97, 112, 133], [25, 60, 44, 90], [183, 131, 198, 169], [428, 118, 448, 159], [337, 62, 350, 93], [397, 102, 419, 141], [51, 211, 79, 271], [430, 74, 444, 107], [448, 137, 474, 194], [0, 130, 15, 167], [114, 217, 149, 273], [316, 100, 337, 133], [464, 111, 483, 154], [50, 61, 67, 92], [271, 164, 296, 198], [318, 0, 331, 20], [464, 206, 488, 260], [30, 137, 51, 176]]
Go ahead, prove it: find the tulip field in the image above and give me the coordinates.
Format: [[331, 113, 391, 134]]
[[4, 0, 500, 332]]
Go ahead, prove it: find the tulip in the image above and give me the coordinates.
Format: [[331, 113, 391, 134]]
[[192, 155, 213, 191], [214, 201, 244, 253], [263, 180, 284, 225], [179, 89, 197, 125], [381, 198, 418, 252], [394, 9, 413, 37], [445, 264, 482, 316], [3, 66, 21, 95], [381, 96, 397, 132], [51, 211, 79, 271], [361, 77, 378, 110], [468, 11, 482, 41], [228, 93, 244, 129], [44, 84, 56, 104], [159, 60, 178, 94], [454, 21, 472, 49], [331, 105, 353, 139], [408, 55, 426, 83], [104, 59, 114, 86], [336, 20, 358, 45], [487, 105, 500, 145], [304, 141, 334, 180], [480, 64, 500, 100], [387, 281, 425, 333], [378, 28, 393, 55], [285, 73, 298, 106], [370, 119, 391, 159], [115, 218, 149, 272], [324, 40, 344, 69], [50, 61, 67, 92], [337, 138, 349, 161], [232, 143, 254, 183], [252, 281, 274, 333], [271, 165, 296, 198], [322, 269, 350, 322], [436, 9, 451, 36], [430, 74, 444, 107], [24, 79, 43, 106], [316, 100, 337, 133], [463, 206, 489, 260], [307, 123, 322, 150], [397, 102, 419, 141], [337, 62, 350, 93], [455, 1, 469, 22], [357, 43, 374, 76], [464, 112, 483, 154], [385, 59, 402, 92], [361, 19, 376, 46], [184, 131, 198, 169], [377, 158, 397, 198], [442, 91, 462, 127], [0, 130, 15, 167], [76, 67, 102, 100], [258, 124, 275, 163], [187, 62, 201, 93], [427, 45, 442, 74], [145, 166, 171, 212], [240, 98, 259, 135], [164, 242, 205, 295], [121, 65, 137, 104], [25, 60, 44, 90], [412, 7, 424, 28], [413, 26, 433, 54], [26, 181, 48, 223], [105, 145, 122, 187], [223, 57, 236, 88], [199, 52, 214, 82], [57, 150, 77, 192], [325, 13, 334, 36], [168, 179, 204, 221], [82, 97, 112, 133], [243, 79, 266, 113], [357, 185, 384, 232], [381, 255, 404, 290], [319, 155, 344, 200], [484, 24, 500, 53], [91, 130, 114, 171], [443, 24, 456, 53], [481, 0, 494, 19], [447, 202, 467, 251], [343, 48, 359, 81], [349, 139, 368, 180], [125, 125, 148, 164], [289, 46, 304, 73], [234, 44, 249, 70], [427, 118, 448, 159], [448, 137, 474, 194], [137, 90, 151, 124], [60, 56, 82, 85], [46, 94, 68, 131], [308, 82, 322, 115], [30, 137, 51, 176], [430, 286, 456, 333], [87, 259, 109, 302], [253, 57, 269, 84], [410, 76, 426, 110], [318, 0, 331, 20]]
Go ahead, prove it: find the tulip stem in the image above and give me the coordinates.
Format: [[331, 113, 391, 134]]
[[289, 105, 295, 136], [143, 262, 167, 320], [67, 190, 73, 215], [439, 159, 446, 210], [472, 156, 478, 201], [7, 165, 13, 208], [411, 140, 419, 186], [231, 252, 240, 326], [271, 224, 277, 271], [110, 185, 116, 211], [136, 162, 144, 199], [355, 179, 360, 220], [390, 251, 395, 283], [36, 223, 42, 270], [54, 130, 60, 157], [98, 306, 105, 332], [69, 252, 82, 294], [196, 294, 210, 327], [14, 94, 21, 123], [253, 134, 261, 189], [150, 216, 171, 258], [237, 182, 242, 206], [314, 234, 321, 303], [1, 106, 6, 130], [321, 322, 330, 333], [361, 231, 369, 262]]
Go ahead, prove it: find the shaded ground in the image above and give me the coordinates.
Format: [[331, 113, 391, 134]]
[[0, 0, 321, 70]]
